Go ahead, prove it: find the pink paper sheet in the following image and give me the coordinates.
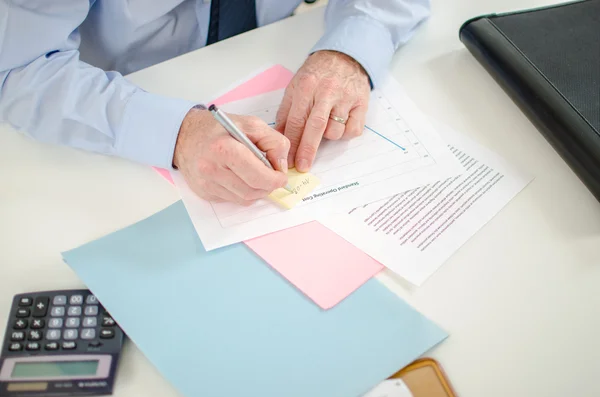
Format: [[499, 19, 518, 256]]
[[156, 65, 383, 309]]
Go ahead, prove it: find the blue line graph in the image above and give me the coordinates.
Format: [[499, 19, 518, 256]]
[[268, 121, 406, 151], [365, 125, 406, 151]]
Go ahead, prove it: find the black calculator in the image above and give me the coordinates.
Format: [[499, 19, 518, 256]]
[[0, 290, 124, 396]]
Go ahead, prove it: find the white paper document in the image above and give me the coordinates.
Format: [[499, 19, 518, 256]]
[[361, 379, 413, 397], [322, 124, 533, 285], [172, 79, 463, 250]]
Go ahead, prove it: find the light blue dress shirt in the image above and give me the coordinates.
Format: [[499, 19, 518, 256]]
[[0, 0, 430, 169]]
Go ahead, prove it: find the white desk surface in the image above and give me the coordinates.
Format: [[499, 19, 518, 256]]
[[1, 1, 599, 396]]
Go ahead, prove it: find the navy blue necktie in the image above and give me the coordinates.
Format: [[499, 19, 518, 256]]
[[206, 0, 257, 45]]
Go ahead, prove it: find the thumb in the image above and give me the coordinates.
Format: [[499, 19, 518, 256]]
[[243, 117, 291, 173]]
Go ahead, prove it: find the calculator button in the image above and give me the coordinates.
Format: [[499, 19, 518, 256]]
[[51, 307, 65, 317], [83, 317, 97, 328], [102, 316, 116, 327], [69, 295, 84, 305], [48, 318, 63, 329], [53, 296, 67, 306], [10, 331, 25, 341], [16, 308, 30, 318], [62, 341, 77, 350], [9, 343, 23, 352], [67, 306, 82, 317], [47, 330, 61, 341], [13, 319, 28, 330], [66, 318, 80, 328], [45, 342, 59, 351], [63, 330, 78, 340], [32, 297, 49, 318], [85, 295, 98, 305], [28, 330, 43, 341], [84, 306, 98, 316], [99, 329, 114, 339], [31, 319, 45, 330], [18, 297, 33, 307], [26, 342, 40, 351], [81, 329, 96, 340], [88, 341, 102, 348]]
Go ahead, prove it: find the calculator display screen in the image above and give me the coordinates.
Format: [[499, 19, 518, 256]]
[[11, 361, 99, 379]]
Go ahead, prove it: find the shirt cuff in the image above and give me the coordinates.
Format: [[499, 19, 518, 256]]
[[310, 15, 395, 89], [116, 91, 196, 169]]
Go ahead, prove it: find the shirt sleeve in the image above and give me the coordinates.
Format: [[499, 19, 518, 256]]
[[310, 0, 431, 88], [0, 1, 196, 169]]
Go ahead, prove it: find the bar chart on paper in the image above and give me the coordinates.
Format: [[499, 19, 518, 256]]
[[171, 79, 464, 250]]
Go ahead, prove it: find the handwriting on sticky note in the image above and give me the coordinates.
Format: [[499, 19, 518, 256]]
[[269, 168, 320, 209]]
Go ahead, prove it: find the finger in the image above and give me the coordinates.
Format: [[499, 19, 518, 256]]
[[203, 194, 225, 203], [294, 99, 332, 172], [189, 177, 254, 206], [207, 196, 225, 203], [240, 116, 291, 174], [208, 181, 256, 206], [219, 167, 272, 202], [225, 128, 288, 192], [344, 105, 368, 139], [284, 75, 317, 166], [323, 103, 352, 141], [229, 149, 288, 193], [275, 83, 294, 133]]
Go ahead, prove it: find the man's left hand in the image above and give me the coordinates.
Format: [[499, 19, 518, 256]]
[[275, 50, 371, 172]]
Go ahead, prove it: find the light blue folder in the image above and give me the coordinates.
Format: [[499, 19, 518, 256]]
[[62, 201, 447, 397]]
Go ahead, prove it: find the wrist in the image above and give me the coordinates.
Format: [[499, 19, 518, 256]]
[[312, 50, 370, 84], [173, 104, 208, 169]]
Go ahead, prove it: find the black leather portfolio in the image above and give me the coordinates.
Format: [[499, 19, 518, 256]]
[[459, 0, 600, 200]]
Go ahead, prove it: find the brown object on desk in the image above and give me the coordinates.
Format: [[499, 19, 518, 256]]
[[389, 358, 457, 397]]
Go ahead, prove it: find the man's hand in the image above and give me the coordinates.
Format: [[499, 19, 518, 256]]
[[275, 50, 371, 172], [174, 108, 290, 205]]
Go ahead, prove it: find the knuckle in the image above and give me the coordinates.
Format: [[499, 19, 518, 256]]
[[285, 132, 302, 150], [346, 125, 363, 138], [321, 78, 339, 93], [196, 159, 214, 177], [297, 144, 318, 160], [345, 127, 360, 138], [244, 174, 263, 190], [308, 114, 328, 131], [209, 137, 231, 157], [280, 134, 291, 150], [245, 115, 264, 129], [286, 115, 306, 133], [324, 128, 343, 140], [298, 73, 318, 89], [242, 191, 257, 201]]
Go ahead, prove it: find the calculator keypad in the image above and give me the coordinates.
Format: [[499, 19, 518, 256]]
[[28, 330, 43, 341], [32, 297, 49, 317], [18, 297, 33, 307], [13, 319, 27, 330], [16, 308, 30, 318], [51, 306, 65, 317], [5, 291, 119, 354]]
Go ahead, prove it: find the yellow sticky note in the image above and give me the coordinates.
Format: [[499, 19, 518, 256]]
[[268, 168, 320, 209]]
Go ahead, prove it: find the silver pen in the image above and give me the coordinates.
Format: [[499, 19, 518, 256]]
[[208, 104, 293, 193]]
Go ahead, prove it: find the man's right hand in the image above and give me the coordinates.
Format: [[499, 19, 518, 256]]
[[173, 107, 290, 205]]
